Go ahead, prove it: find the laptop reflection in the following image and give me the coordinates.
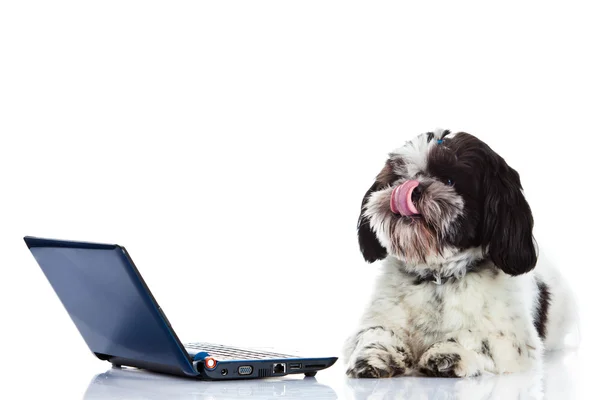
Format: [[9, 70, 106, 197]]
[[84, 366, 338, 400]]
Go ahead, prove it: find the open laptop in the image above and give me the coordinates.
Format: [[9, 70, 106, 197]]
[[24, 236, 337, 380]]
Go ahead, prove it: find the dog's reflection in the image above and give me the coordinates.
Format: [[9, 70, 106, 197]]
[[83, 367, 338, 400], [345, 350, 577, 400]]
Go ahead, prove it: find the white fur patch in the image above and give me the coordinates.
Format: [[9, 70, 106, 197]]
[[390, 128, 451, 178], [344, 255, 574, 377]]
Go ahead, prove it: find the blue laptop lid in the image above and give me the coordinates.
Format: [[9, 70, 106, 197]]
[[24, 237, 197, 376]]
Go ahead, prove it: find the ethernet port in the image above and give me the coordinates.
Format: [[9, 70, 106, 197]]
[[272, 363, 286, 374]]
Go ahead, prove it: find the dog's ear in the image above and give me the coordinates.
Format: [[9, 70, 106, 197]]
[[358, 181, 388, 262], [357, 161, 394, 263], [480, 148, 537, 275]]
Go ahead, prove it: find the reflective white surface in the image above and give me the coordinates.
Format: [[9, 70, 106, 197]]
[[84, 368, 337, 399], [79, 350, 579, 399], [344, 351, 579, 400], [2, 1, 599, 400]]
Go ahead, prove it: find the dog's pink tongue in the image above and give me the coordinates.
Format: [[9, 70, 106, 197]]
[[390, 180, 420, 216]]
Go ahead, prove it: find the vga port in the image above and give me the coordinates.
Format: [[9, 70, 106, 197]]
[[238, 365, 253, 375]]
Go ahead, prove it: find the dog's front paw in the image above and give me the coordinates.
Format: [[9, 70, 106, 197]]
[[346, 343, 410, 378], [418, 342, 482, 378]]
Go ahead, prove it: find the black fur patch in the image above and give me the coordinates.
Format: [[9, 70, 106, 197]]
[[390, 360, 406, 376], [427, 132, 537, 274], [357, 181, 389, 263], [481, 339, 492, 360], [534, 279, 552, 339]]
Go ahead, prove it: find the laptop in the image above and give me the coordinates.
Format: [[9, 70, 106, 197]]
[[24, 236, 337, 380]]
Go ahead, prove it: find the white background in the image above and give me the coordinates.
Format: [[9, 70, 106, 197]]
[[1, 1, 598, 399]]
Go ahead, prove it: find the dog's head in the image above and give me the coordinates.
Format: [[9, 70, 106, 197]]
[[358, 130, 536, 276]]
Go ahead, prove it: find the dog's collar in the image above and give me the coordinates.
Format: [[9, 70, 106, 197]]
[[413, 272, 451, 285], [408, 257, 490, 285]]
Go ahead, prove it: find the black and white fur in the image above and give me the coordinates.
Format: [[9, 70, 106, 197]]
[[344, 130, 576, 378]]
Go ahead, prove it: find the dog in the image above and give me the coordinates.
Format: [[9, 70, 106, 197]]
[[344, 129, 576, 378]]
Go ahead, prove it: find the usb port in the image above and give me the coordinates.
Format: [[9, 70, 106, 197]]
[[289, 363, 302, 370]]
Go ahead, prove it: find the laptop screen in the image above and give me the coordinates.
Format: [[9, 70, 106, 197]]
[[24, 237, 196, 376]]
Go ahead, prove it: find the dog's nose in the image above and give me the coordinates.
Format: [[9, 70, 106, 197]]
[[411, 185, 422, 203]]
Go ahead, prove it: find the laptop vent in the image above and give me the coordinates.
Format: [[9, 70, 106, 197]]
[[258, 368, 270, 378]]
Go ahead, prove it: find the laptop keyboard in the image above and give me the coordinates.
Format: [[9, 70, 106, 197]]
[[185, 342, 298, 360]]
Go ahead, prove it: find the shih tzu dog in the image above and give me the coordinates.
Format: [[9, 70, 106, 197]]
[[344, 130, 575, 378]]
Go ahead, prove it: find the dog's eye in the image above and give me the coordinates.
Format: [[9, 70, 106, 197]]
[[445, 178, 454, 186]]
